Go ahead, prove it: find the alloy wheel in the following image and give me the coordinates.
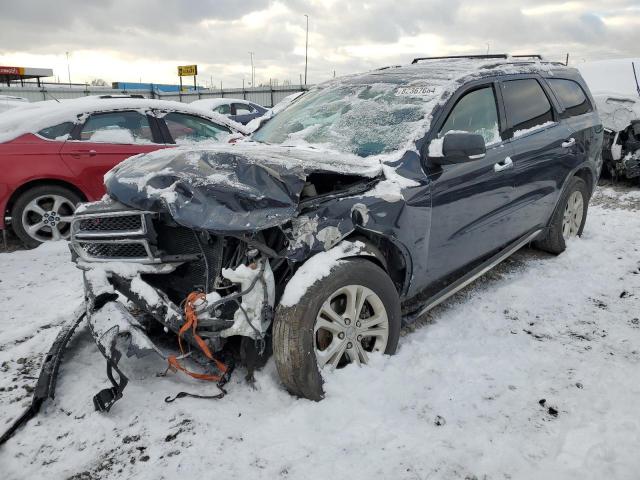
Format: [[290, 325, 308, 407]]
[[314, 284, 389, 369], [562, 190, 584, 240], [21, 194, 76, 243]]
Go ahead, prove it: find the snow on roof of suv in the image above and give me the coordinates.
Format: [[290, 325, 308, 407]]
[[0, 96, 248, 143]]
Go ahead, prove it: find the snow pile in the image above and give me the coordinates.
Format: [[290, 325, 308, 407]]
[[427, 137, 444, 157], [280, 241, 364, 307], [513, 121, 557, 138], [220, 261, 275, 339]]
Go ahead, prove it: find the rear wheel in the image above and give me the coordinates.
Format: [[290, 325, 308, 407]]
[[11, 185, 82, 248], [534, 176, 589, 254], [273, 258, 401, 400]]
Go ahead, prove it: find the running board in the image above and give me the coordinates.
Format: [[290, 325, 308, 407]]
[[403, 229, 542, 324]]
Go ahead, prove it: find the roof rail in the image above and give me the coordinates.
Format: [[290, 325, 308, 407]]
[[412, 54, 508, 64], [511, 54, 543, 60], [98, 94, 145, 99], [411, 54, 544, 64]]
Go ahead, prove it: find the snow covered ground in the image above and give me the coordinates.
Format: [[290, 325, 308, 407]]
[[0, 185, 639, 480]]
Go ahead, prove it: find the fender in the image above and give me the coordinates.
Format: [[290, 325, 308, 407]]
[[279, 240, 385, 308]]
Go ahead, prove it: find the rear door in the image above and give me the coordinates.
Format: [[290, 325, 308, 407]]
[[500, 77, 577, 236], [60, 110, 166, 195], [425, 82, 517, 283], [546, 77, 601, 176]]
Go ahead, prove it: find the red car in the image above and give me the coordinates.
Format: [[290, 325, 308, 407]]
[[0, 96, 246, 247]]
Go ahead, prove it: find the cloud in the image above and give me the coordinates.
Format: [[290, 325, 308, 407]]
[[0, 0, 637, 86]]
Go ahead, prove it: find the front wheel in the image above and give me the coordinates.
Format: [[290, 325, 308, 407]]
[[534, 176, 589, 254], [273, 258, 401, 400]]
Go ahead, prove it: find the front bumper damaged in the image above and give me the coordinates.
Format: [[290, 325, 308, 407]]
[[86, 299, 162, 412]]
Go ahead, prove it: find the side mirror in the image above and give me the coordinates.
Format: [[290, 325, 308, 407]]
[[429, 132, 486, 165]]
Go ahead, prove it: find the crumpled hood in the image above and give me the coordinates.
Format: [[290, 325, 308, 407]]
[[105, 142, 382, 232]]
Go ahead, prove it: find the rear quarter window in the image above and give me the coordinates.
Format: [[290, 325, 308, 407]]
[[547, 78, 593, 118], [38, 122, 74, 140], [502, 79, 554, 135]]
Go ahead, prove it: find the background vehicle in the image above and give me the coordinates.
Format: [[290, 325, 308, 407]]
[[0, 95, 246, 247], [593, 94, 640, 182], [578, 59, 640, 182], [0, 95, 28, 113], [190, 98, 268, 124], [68, 55, 602, 406]]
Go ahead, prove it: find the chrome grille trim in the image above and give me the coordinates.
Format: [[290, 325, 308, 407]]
[[71, 210, 150, 238], [71, 210, 159, 263]]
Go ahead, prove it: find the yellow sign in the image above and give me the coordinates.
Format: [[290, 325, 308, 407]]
[[178, 65, 198, 77]]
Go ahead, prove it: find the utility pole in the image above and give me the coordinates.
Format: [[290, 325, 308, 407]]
[[248, 51, 255, 87], [304, 14, 309, 85], [65, 51, 71, 87]]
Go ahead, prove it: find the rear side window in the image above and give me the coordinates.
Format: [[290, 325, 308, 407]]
[[38, 122, 74, 140], [80, 111, 155, 144], [213, 104, 231, 115], [233, 103, 254, 115], [440, 86, 501, 145], [548, 79, 592, 118], [502, 79, 554, 135], [163, 112, 231, 144]]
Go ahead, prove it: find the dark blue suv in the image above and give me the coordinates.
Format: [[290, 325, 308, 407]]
[[68, 55, 603, 406]]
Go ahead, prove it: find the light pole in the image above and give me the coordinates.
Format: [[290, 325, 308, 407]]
[[65, 51, 71, 87], [248, 51, 255, 87], [304, 14, 309, 85]]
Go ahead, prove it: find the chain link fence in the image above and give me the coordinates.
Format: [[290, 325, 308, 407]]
[[0, 84, 308, 107]]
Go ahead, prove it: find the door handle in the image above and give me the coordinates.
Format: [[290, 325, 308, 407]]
[[494, 157, 513, 172], [69, 149, 97, 157], [562, 138, 576, 148]]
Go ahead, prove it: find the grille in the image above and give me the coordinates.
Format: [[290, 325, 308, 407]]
[[142, 222, 225, 302], [78, 242, 148, 260], [78, 214, 142, 233]]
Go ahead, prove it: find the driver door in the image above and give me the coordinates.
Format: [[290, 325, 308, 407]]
[[425, 84, 517, 284]]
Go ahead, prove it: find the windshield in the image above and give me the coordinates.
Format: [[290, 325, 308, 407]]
[[252, 82, 433, 157]]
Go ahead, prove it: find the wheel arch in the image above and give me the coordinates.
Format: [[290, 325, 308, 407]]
[[573, 167, 595, 197], [343, 231, 411, 297]]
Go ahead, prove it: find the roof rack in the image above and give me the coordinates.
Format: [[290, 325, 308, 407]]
[[511, 54, 543, 60], [411, 54, 543, 64], [98, 94, 145, 99]]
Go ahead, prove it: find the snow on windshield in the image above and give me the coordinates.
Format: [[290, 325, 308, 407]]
[[252, 82, 437, 157]]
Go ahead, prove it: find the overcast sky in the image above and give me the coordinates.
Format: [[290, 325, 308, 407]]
[[0, 0, 638, 88]]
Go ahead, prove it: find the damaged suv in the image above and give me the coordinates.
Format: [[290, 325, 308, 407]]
[[68, 55, 602, 406]]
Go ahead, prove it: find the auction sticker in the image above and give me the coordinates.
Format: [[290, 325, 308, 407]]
[[396, 86, 436, 96]]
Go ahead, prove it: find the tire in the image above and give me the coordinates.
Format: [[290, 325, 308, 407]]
[[273, 258, 401, 400], [11, 185, 82, 248], [534, 176, 589, 255]]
